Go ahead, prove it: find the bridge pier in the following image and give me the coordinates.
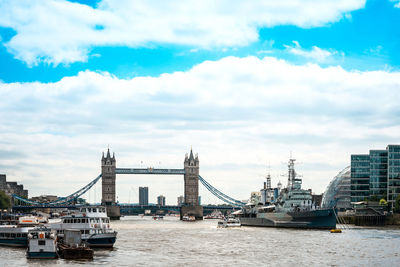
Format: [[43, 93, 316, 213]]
[[180, 205, 203, 220]]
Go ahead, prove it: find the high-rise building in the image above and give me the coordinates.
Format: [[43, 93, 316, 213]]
[[139, 187, 149, 206], [177, 195, 184, 206], [350, 144, 400, 210], [388, 145, 400, 209], [157, 195, 166, 206], [351, 154, 370, 202]]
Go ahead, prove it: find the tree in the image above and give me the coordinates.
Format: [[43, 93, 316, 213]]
[[0, 191, 10, 210], [395, 194, 400, 213]]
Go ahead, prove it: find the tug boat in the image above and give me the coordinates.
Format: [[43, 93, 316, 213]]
[[47, 206, 117, 247], [27, 227, 58, 259], [0, 216, 40, 247]]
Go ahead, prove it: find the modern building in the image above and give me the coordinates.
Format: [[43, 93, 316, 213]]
[[177, 195, 184, 206], [0, 174, 28, 198], [388, 145, 400, 209], [139, 186, 149, 206], [350, 144, 400, 210], [351, 154, 370, 202], [157, 195, 166, 206]]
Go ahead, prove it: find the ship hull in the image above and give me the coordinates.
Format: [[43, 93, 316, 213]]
[[239, 209, 336, 229]]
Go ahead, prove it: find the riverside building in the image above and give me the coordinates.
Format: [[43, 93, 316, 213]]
[[157, 195, 165, 206], [350, 144, 400, 210], [139, 187, 149, 206]]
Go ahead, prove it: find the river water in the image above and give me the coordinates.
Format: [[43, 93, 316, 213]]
[[1, 216, 400, 266]]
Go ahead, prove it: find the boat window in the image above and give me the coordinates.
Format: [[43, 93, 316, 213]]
[[82, 208, 87, 212], [94, 208, 97, 212], [22, 233, 27, 237], [38, 240, 46, 246], [11, 233, 15, 238], [77, 219, 81, 223], [0, 233, 3, 237], [73, 219, 77, 224], [16, 233, 20, 237], [85, 230, 90, 234], [81, 230, 84, 234], [5, 233, 9, 238]]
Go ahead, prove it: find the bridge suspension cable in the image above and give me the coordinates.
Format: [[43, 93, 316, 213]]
[[198, 175, 245, 207], [13, 174, 103, 206]]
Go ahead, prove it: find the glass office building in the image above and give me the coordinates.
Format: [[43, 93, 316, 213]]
[[350, 144, 400, 210], [351, 154, 370, 202], [388, 145, 400, 209], [139, 186, 149, 206], [369, 150, 387, 198]]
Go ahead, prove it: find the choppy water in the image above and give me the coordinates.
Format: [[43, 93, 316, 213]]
[[1, 216, 400, 266]]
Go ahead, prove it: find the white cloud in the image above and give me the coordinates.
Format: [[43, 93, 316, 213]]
[[284, 41, 337, 62], [391, 0, 400, 8], [1, 56, 399, 204], [0, 0, 365, 65]]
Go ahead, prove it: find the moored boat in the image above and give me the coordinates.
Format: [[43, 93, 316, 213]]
[[47, 206, 117, 248], [0, 215, 40, 247], [58, 229, 93, 260], [27, 227, 58, 259]]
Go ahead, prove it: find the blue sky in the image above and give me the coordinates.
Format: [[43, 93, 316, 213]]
[[1, 0, 399, 83], [0, 0, 400, 204]]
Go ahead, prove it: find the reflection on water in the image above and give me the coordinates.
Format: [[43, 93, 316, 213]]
[[1, 215, 400, 266]]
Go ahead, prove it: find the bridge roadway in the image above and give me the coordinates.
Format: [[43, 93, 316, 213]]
[[115, 168, 185, 175], [12, 204, 239, 215]]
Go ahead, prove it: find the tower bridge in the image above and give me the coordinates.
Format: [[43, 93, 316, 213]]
[[12, 148, 246, 220]]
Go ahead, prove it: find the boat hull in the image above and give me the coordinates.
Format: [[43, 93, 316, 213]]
[[83, 234, 117, 247], [240, 209, 336, 229], [0, 237, 28, 247], [27, 251, 58, 259]]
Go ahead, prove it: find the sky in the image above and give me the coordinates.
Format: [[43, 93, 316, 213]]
[[0, 0, 400, 205]]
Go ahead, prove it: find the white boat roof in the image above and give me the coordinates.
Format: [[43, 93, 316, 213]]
[[231, 210, 243, 215]]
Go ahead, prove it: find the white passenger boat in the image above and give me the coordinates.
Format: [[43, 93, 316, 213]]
[[217, 217, 241, 228], [0, 216, 40, 247], [27, 227, 58, 259], [47, 206, 117, 247]]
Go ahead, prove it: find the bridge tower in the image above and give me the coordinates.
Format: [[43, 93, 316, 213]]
[[181, 149, 203, 220], [101, 148, 120, 219]]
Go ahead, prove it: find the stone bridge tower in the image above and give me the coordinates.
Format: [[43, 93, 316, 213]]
[[181, 149, 203, 220], [101, 149, 120, 219]]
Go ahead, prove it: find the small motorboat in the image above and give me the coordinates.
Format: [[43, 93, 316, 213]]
[[152, 215, 164, 220], [217, 217, 241, 228], [182, 215, 196, 222]]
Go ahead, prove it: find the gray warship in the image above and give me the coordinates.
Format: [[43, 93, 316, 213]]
[[236, 159, 337, 229]]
